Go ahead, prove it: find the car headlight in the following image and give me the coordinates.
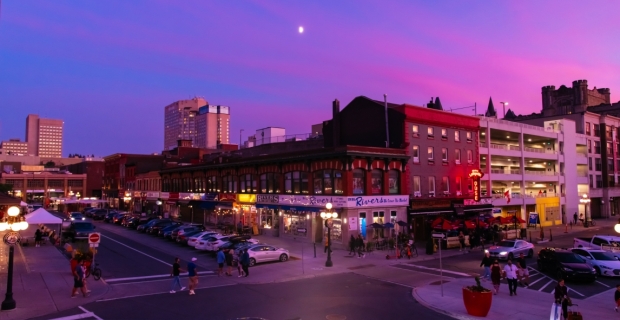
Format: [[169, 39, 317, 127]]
[[484, 249, 489, 253], [82, 218, 85, 220], [562, 267, 573, 272], [71, 218, 75, 220], [499, 252, 508, 256]]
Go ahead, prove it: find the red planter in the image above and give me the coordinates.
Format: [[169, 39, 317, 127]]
[[462, 287, 492, 317]]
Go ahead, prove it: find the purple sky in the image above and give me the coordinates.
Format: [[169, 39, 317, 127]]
[[1, 1, 619, 157]]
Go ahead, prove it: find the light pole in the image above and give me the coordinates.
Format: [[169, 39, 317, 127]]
[[320, 202, 337, 267], [580, 194, 591, 228], [0, 206, 29, 310], [240, 129, 244, 148], [500, 102, 509, 118]]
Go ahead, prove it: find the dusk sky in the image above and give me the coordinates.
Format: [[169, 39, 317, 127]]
[[1, 1, 619, 157]]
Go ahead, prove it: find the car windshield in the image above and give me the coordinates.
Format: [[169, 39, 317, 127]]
[[556, 252, 586, 263], [591, 252, 617, 261], [74, 223, 93, 230], [497, 241, 515, 248]]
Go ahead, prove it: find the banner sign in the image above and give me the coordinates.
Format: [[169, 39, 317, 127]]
[[468, 169, 484, 202]]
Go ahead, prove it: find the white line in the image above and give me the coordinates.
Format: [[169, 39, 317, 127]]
[[106, 271, 214, 283], [404, 264, 471, 277], [46, 312, 96, 320], [527, 276, 547, 286], [388, 265, 456, 279], [96, 283, 236, 302], [78, 306, 103, 320], [596, 280, 611, 288], [101, 234, 171, 267], [538, 280, 554, 291]]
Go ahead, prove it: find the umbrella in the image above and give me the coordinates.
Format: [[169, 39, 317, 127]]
[[431, 217, 451, 229], [383, 222, 394, 228], [464, 220, 476, 229], [433, 220, 453, 231], [509, 216, 526, 224], [368, 222, 384, 229], [396, 220, 408, 227]]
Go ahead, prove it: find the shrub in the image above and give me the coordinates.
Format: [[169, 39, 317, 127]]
[[465, 276, 491, 293]]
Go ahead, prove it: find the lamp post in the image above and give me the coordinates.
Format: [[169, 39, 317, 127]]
[[1, 206, 29, 310], [320, 202, 337, 267], [580, 194, 591, 228], [500, 101, 509, 118], [614, 219, 620, 234]]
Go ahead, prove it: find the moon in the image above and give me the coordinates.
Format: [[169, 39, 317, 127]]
[[298, 26, 304, 34]]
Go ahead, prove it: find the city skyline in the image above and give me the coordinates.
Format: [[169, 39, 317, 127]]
[[1, 1, 619, 156]]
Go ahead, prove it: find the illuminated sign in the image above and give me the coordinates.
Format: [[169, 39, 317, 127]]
[[468, 169, 485, 202]]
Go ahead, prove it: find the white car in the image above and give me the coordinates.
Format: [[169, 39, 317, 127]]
[[572, 248, 620, 277], [187, 232, 219, 247], [195, 236, 220, 250], [205, 235, 239, 252], [486, 240, 535, 261], [246, 244, 290, 266]]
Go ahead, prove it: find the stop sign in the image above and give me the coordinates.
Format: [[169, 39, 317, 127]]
[[88, 233, 100, 244]]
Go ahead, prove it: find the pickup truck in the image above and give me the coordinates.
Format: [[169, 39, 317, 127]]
[[574, 235, 620, 251]]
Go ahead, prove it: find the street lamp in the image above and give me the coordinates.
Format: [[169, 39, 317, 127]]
[[1, 206, 29, 310], [614, 219, 620, 234], [320, 202, 338, 267], [580, 194, 591, 228], [500, 101, 509, 118]]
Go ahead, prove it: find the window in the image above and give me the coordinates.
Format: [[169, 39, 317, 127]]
[[608, 159, 614, 172], [466, 132, 473, 142], [441, 176, 449, 193], [594, 124, 600, 137], [240, 174, 256, 193], [371, 169, 382, 194], [454, 130, 460, 142], [596, 175, 603, 188], [413, 176, 421, 194], [587, 140, 592, 153], [428, 176, 436, 194], [595, 158, 602, 171], [352, 169, 365, 195], [412, 125, 419, 137], [607, 142, 613, 155], [428, 147, 434, 160], [468, 178, 473, 192], [455, 149, 461, 164], [456, 177, 462, 193], [412, 145, 419, 163], [260, 173, 280, 194], [388, 170, 399, 194], [427, 127, 434, 138], [610, 175, 616, 187], [467, 150, 473, 163], [222, 175, 236, 193], [585, 122, 591, 135], [588, 157, 592, 170], [441, 128, 448, 139], [442, 148, 448, 162], [313, 170, 343, 195], [589, 174, 593, 188], [595, 141, 601, 154], [607, 126, 613, 140], [285, 171, 309, 194]]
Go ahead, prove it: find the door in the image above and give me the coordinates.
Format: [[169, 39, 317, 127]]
[[250, 245, 266, 262], [263, 246, 278, 261]]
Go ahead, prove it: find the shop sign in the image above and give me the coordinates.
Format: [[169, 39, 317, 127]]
[[191, 193, 204, 200], [202, 193, 219, 201], [256, 194, 279, 203], [237, 194, 257, 203], [296, 228, 307, 234], [349, 217, 358, 231], [168, 192, 179, 200], [464, 198, 494, 206], [346, 195, 409, 208], [179, 193, 193, 200], [133, 191, 141, 197], [411, 199, 451, 210], [160, 192, 170, 200], [219, 193, 237, 202], [279, 195, 347, 208], [146, 191, 160, 198], [468, 169, 484, 202]]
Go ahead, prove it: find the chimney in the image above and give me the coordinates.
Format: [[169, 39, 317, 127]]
[[332, 99, 340, 147]]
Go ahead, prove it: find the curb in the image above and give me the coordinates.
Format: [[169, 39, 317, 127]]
[[241, 271, 347, 285], [412, 286, 476, 320]]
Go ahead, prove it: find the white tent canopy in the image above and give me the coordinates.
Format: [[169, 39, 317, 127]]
[[25, 208, 63, 224], [20, 201, 28, 207]]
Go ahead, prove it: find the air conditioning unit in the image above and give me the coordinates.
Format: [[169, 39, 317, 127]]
[[455, 160, 461, 164], [429, 192, 435, 198], [414, 192, 421, 197]]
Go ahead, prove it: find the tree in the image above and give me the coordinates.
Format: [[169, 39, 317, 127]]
[[0, 184, 13, 193], [44, 161, 56, 168]]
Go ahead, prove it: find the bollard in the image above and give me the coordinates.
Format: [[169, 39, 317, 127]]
[[313, 242, 316, 258], [549, 229, 553, 242], [564, 224, 568, 233]]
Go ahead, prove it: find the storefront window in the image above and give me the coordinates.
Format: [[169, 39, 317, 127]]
[[313, 170, 343, 195], [325, 219, 342, 243], [371, 170, 382, 194], [283, 211, 307, 236], [388, 170, 399, 194], [222, 175, 236, 193], [260, 209, 276, 229], [352, 169, 365, 195], [240, 174, 255, 193], [207, 176, 218, 192], [285, 171, 309, 194], [260, 173, 280, 194]]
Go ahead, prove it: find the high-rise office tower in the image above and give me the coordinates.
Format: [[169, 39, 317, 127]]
[[25, 114, 64, 157], [195, 105, 230, 149]]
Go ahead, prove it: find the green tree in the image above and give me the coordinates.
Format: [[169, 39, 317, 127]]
[[0, 184, 13, 193], [44, 161, 56, 168]]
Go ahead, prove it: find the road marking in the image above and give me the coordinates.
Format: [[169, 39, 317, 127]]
[[403, 264, 471, 277], [101, 234, 171, 267], [388, 265, 456, 279], [96, 283, 236, 302], [551, 286, 585, 297], [538, 280, 554, 291], [596, 280, 611, 288], [78, 306, 103, 320], [106, 271, 214, 283], [526, 275, 547, 286], [47, 307, 102, 320]]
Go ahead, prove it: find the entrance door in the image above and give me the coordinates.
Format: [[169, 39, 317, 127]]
[[413, 216, 426, 242], [360, 212, 367, 238]]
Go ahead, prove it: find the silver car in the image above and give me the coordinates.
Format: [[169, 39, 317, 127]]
[[486, 240, 535, 260]]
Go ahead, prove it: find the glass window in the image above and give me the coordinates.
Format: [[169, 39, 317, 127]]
[[352, 169, 365, 195], [456, 177, 462, 192], [260, 173, 280, 194], [314, 170, 343, 195], [428, 176, 436, 193], [455, 149, 461, 163], [413, 176, 421, 193], [412, 145, 419, 163], [595, 141, 601, 154], [441, 128, 447, 139], [441, 176, 449, 192], [222, 175, 236, 193], [467, 150, 473, 163], [371, 169, 382, 194], [442, 148, 448, 161], [466, 132, 472, 141], [585, 122, 591, 135], [283, 212, 307, 235], [388, 170, 399, 194], [313, 171, 323, 194], [454, 130, 460, 141], [412, 125, 419, 137], [587, 140, 592, 153], [428, 147, 434, 160], [427, 127, 434, 137]]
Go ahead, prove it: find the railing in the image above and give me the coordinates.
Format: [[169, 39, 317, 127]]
[[481, 117, 547, 132], [490, 143, 507, 150], [509, 145, 520, 151], [524, 147, 556, 154], [524, 170, 557, 176], [510, 169, 521, 174], [489, 169, 521, 175], [479, 142, 487, 148]]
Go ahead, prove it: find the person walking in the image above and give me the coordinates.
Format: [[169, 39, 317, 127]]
[[503, 259, 518, 296], [516, 253, 529, 287], [458, 231, 466, 252], [240, 249, 250, 277], [169, 257, 186, 293], [554, 279, 570, 320], [81, 261, 91, 294], [572, 212, 578, 225], [35, 227, 43, 247], [348, 235, 356, 255], [71, 260, 88, 298], [480, 252, 492, 279], [225, 249, 233, 276], [233, 249, 244, 277], [187, 257, 198, 295], [615, 284, 620, 312], [490, 260, 502, 294], [216, 248, 226, 276], [356, 234, 365, 258]]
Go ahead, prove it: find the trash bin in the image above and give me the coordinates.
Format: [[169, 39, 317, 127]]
[[520, 228, 527, 239]]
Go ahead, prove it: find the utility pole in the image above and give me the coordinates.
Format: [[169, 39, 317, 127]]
[[239, 129, 244, 148], [384, 94, 389, 148], [500, 102, 509, 118]]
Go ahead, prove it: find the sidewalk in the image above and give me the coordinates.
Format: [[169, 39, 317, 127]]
[[0, 242, 108, 320], [529, 217, 619, 243], [413, 277, 618, 320]]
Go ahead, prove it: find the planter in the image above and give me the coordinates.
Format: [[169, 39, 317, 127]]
[[462, 287, 492, 317]]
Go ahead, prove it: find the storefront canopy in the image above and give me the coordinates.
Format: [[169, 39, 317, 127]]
[[25, 208, 63, 224]]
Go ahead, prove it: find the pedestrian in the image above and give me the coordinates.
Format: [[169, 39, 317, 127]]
[[187, 257, 198, 295], [348, 235, 356, 255], [81, 261, 91, 294], [573, 212, 578, 225], [579, 213, 584, 224], [225, 249, 233, 276], [503, 259, 518, 296], [35, 227, 42, 247], [490, 260, 502, 295], [71, 260, 88, 298], [216, 248, 225, 276], [615, 284, 620, 312], [554, 279, 570, 320], [169, 257, 186, 293], [458, 231, 466, 252], [516, 253, 529, 287], [240, 249, 250, 277], [356, 234, 365, 258], [233, 249, 244, 277], [480, 252, 492, 279], [470, 231, 478, 252]]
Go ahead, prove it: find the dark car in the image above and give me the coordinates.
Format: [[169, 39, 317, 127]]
[[163, 224, 188, 239], [91, 209, 109, 221], [147, 220, 175, 235], [113, 213, 128, 225], [157, 223, 183, 237], [537, 248, 597, 282], [121, 216, 137, 227], [171, 225, 205, 241], [64, 221, 96, 241], [137, 219, 162, 232], [103, 211, 118, 223], [82, 208, 97, 217]]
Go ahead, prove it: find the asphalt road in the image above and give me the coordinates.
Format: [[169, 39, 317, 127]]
[[35, 273, 453, 320]]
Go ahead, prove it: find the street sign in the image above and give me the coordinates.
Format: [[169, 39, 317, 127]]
[[89, 243, 99, 248], [296, 228, 307, 234], [432, 233, 445, 239], [3, 232, 20, 245], [88, 233, 101, 244]]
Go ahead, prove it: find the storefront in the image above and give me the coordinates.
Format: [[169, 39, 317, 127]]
[[236, 194, 257, 234], [408, 199, 459, 242]]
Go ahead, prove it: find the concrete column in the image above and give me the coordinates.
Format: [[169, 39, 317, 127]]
[[519, 128, 526, 221], [485, 125, 492, 194]]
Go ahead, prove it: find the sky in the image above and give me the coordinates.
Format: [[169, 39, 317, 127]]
[[1, 1, 620, 157]]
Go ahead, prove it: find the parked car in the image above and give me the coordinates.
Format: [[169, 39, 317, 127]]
[[176, 230, 205, 245], [195, 236, 220, 250], [571, 248, 620, 277], [203, 235, 240, 252], [245, 244, 290, 266], [137, 219, 164, 232], [91, 209, 109, 221], [170, 225, 204, 241], [157, 223, 183, 237], [82, 208, 97, 217], [64, 221, 96, 241], [122, 216, 138, 227], [187, 232, 220, 247], [219, 238, 259, 251], [574, 235, 620, 250], [486, 240, 535, 261], [69, 212, 85, 221], [104, 211, 119, 223], [147, 220, 176, 235], [113, 213, 128, 225], [537, 248, 597, 282]]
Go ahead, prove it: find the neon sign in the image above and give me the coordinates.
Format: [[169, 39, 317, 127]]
[[468, 169, 484, 202]]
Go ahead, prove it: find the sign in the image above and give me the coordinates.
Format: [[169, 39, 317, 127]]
[[237, 194, 257, 203], [146, 191, 160, 199], [528, 212, 540, 225], [256, 194, 409, 209], [349, 217, 358, 231], [201, 193, 219, 201], [453, 204, 464, 216], [159, 192, 170, 200], [88, 233, 101, 244], [468, 169, 484, 202], [411, 199, 452, 210], [3, 232, 20, 245], [179, 193, 193, 200], [219, 193, 237, 202], [256, 194, 279, 203], [432, 233, 446, 239], [296, 228, 307, 234], [346, 195, 409, 208]]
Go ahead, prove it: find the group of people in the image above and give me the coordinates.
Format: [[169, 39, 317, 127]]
[[480, 252, 529, 296], [347, 234, 366, 258], [70, 259, 91, 298]]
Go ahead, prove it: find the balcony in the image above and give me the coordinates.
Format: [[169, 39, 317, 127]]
[[524, 170, 557, 176]]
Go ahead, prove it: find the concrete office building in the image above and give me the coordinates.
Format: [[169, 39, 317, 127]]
[[164, 97, 230, 150], [0, 139, 28, 155], [195, 104, 230, 149], [25, 114, 64, 157]]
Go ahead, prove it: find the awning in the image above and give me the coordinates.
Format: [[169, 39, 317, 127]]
[[256, 204, 279, 210], [280, 205, 321, 213], [178, 200, 191, 205], [409, 210, 454, 215]]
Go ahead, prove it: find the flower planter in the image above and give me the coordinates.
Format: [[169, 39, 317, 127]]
[[462, 287, 492, 317]]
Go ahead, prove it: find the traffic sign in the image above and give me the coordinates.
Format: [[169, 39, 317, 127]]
[[432, 233, 446, 239], [88, 233, 101, 244]]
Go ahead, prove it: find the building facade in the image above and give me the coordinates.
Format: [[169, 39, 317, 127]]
[[25, 114, 64, 157], [164, 98, 231, 150], [60, 159, 105, 198], [195, 105, 230, 149], [102, 154, 164, 210], [0, 139, 28, 155], [0, 168, 86, 204]]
